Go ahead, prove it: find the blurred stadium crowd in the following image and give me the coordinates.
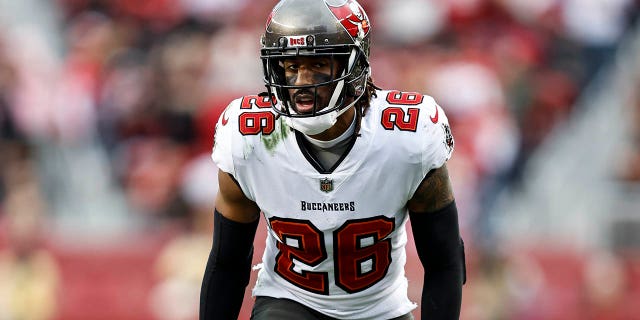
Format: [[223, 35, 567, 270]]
[[1, 0, 639, 319]]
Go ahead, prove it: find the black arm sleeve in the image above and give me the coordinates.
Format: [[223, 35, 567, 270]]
[[200, 209, 259, 320], [409, 201, 466, 320]]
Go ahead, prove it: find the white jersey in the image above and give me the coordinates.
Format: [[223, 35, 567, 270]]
[[212, 90, 454, 319]]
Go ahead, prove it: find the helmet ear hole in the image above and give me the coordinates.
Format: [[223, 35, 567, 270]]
[[344, 49, 369, 98]]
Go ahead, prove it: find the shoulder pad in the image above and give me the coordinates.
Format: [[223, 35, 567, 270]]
[[376, 90, 454, 172]]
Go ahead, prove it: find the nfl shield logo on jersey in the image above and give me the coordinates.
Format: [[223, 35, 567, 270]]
[[320, 178, 333, 193]]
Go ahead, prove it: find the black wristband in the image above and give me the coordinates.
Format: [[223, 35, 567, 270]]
[[200, 209, 259, 320]]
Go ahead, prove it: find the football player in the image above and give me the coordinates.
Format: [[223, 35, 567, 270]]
[[200, 0, 466, 319]]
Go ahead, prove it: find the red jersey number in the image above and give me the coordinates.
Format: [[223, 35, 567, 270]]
[[239, 112, 275, 135], [241, 95, 276, 109], [334, 217, 394, 293], [386, 90, 423, 106], [270, 218, 329, 295], [382, 91, 423, 131], [269, 216, 395, 295], [381, 107, 420, 132], [238, 95, 277, 135]]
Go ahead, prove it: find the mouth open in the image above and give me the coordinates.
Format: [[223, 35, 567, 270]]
[[294, 93, 317, 114]]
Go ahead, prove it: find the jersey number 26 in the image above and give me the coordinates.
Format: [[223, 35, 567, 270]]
[[269, 216, 395, 295]]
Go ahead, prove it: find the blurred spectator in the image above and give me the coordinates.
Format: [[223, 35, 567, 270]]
[[0, 33, 18, 143], [498, 0, 558, 25], [207, 24, 264, 98], [618, 70, 640, 182], [425, 50, 519, 245], [151, 21, 214, 116], [463, 253, 510, 320], [117, 138, 189, 220], [97, 48, 154, 152], [373, 0, 447, 45], [464, 249, 549, 320], [579, 251, 638, 319], [149, 155, 217, 320], [0, 24, 59, 143], [562, 0, 634, 86], [179, 0, 249, 23], [94, 18, 220, 223], [0, 149, 60, 320]]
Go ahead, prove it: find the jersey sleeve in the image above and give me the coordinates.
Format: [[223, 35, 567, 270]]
[[211, 98, 242, 175], [420, 96, 454, 175]]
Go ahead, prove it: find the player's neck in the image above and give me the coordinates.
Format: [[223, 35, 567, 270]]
[[307, 107, 356, 141]]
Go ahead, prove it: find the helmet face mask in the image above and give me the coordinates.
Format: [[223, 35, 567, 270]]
[[261, 0, 371, 119]]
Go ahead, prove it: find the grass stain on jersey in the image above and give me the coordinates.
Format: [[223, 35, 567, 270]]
[[261, 118, 289, 154], [242, 141, 255, 160]]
